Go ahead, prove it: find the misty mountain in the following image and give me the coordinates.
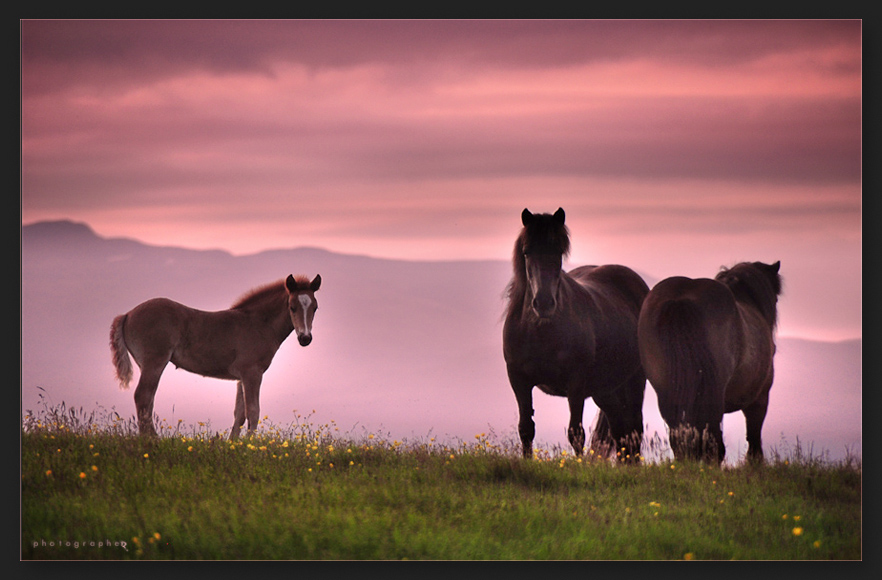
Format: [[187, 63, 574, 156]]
[[21, 220, 861, 461]]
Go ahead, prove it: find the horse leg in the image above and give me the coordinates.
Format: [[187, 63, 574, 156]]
[[588, 409, 615, 458], [509, 374, 535, 458], [621, 371, 647, 460], [566, 394, 586, 456], [703, 422, 725, 465], [230, 381, 247, 440], [689, 390, 725, 464], [594, 373, 646, 462], [133, 364, 164, 437], [241, 373, 263, 437], [742, 389, 770, 463]]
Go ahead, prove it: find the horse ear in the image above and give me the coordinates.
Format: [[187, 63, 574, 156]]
[[521, 208, 534, 226], [285, 274, 297, 293], [770, 261, 781, 273], [553, 207, 565, 224], [310, 274, 322, 291]]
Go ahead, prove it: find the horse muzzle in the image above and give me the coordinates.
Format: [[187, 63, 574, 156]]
[[297, 333, 313, 347], [531, 295, 557, 319]]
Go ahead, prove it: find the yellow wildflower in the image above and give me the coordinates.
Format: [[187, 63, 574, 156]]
[[792, 527, 804, 536]]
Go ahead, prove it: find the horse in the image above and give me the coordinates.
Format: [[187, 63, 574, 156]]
[[502, 208, 649, 460], [637, 261, 782, 463], [110, 274, 321, 439]]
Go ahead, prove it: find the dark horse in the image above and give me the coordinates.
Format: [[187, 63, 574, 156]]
[[503, 208, 649, 459], [110, 274, 321, 438], [638, 261, 782, 463]]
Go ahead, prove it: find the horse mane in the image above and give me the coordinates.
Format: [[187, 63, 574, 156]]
[[504, 214, 571, 319], [230, 279, 288, 311], [715, 262, 782, 327], [504, 231, 530, 319]]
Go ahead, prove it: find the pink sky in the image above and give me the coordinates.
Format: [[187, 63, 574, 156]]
[[20, 20, 862, 341]]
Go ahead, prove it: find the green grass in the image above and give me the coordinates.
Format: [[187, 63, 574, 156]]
[[21, 404, 861, 560]]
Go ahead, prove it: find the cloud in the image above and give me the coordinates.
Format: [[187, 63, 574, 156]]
[[21, 20, 860, 80], [21, 20, 861, 265]]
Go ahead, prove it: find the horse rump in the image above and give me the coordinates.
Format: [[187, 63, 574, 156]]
[[652, 298, 722, 460]]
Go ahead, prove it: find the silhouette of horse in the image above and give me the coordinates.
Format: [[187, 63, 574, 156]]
[[110, 274, 321, 438], [638, 261, 782, 463], [503, 208, 649, 459]]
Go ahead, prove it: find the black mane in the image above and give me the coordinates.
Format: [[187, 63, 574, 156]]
[[716, 261, 782, 327]]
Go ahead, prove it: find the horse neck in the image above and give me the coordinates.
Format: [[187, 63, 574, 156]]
[[234, 285, 294, 342], [724, 277, 778, 329]]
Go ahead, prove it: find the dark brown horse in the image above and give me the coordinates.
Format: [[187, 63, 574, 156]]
[[638, 261, 782, 463], [503, 208, 649, 459], [110, 274, 321, 438]]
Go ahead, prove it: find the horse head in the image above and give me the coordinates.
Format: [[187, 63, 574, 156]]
[[519, 207, 570, 319], [285, 274, 321, 346]]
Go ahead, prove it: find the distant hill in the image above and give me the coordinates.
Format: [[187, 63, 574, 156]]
[[21, 220, 861, 461]]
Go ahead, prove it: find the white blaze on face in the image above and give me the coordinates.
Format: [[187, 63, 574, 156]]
[[298, 294, 314, 335]]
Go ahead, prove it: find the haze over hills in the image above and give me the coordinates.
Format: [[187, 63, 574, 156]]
[[21, 220, 861, 461]]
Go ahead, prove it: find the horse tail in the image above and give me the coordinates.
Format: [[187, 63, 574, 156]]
[[655, 299, 718, 429], [110, 314, 133, 389]]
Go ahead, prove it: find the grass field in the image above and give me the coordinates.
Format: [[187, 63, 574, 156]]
[[21, 403, 861, 560]]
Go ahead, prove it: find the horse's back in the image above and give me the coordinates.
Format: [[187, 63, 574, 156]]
[[569, 264, 649, 315], [126, 297, 192, 328], [651, 275, 741, 318]]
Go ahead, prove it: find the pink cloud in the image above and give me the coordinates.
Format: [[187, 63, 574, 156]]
[[21, 20, 862, 341]]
